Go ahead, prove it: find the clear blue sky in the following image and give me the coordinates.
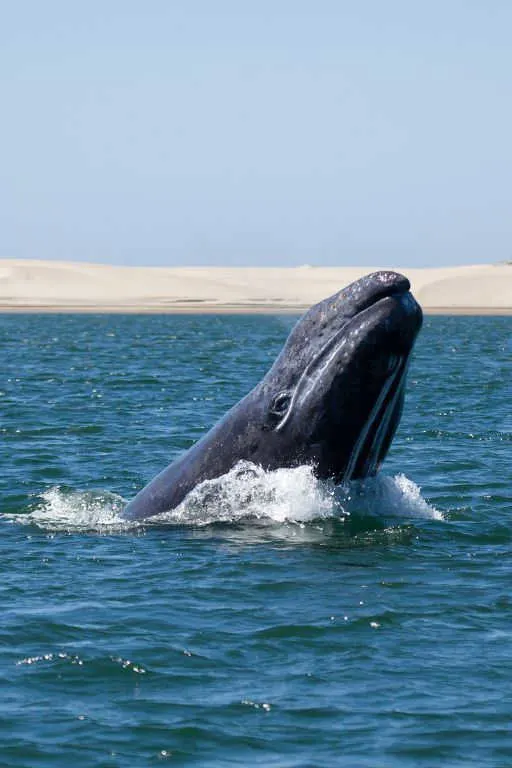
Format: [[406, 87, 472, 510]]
[[1, 1, 510, 266]]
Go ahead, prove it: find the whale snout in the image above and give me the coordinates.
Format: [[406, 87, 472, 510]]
[[367, 270, 411, 294], [328, 270, 412, 323]]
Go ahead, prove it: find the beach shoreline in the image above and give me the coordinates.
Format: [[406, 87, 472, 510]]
[[0, 260, 510, 315], [0, 304, 511, 316]]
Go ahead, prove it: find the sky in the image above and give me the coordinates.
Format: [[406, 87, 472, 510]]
[[1, 1, 511, 267]]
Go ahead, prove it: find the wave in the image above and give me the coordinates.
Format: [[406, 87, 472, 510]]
[[3, 461, 442, 534]]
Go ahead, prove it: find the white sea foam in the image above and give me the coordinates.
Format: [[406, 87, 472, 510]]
[[5, 488, 130, 533], [155, 461, 335, 526], [336, 472, 443, 522], [155, 462, 443, 525], [4, 461, 442, 533]]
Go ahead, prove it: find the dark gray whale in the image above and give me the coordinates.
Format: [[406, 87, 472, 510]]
[[123, 271, 422, 521]]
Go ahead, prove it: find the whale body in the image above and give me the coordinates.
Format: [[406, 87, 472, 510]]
[[123, 271, 422, 521]]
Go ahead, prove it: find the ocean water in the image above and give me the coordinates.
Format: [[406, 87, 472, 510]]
[[0, 312, 510, 767]]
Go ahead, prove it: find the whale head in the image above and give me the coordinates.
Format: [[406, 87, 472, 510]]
[[248, 270, 422, 482]]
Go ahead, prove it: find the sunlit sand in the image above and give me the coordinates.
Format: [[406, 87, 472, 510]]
[[0, 260, 510, 314]]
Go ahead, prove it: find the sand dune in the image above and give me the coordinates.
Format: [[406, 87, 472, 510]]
[[0, 259, 510, 313]]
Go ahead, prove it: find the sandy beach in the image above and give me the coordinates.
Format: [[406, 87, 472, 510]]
[[0, 259, 510, 314]]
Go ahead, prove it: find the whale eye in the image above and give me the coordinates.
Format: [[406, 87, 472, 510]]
[[270, 391, 291, 417]]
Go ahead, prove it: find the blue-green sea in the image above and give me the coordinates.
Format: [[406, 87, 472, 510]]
[[1, 313, 511, 767]]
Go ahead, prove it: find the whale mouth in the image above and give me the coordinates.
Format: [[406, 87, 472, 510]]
[[343, 354, 408, 482], [340, 287, 420, 482]]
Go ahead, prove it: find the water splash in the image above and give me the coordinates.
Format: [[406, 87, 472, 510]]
[[337, 473, 443, 522], [4, 462, 442, 533], [4, 487, 130, 533], [155, 461, 335, 526]]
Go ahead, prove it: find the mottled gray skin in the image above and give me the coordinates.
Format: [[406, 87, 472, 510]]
[[123, 271, 422, 521]]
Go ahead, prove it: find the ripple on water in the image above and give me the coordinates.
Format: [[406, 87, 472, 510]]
[[0, 314, 510, 767]]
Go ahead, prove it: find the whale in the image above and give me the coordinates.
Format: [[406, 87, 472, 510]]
[[122, 271, 422, 521]]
